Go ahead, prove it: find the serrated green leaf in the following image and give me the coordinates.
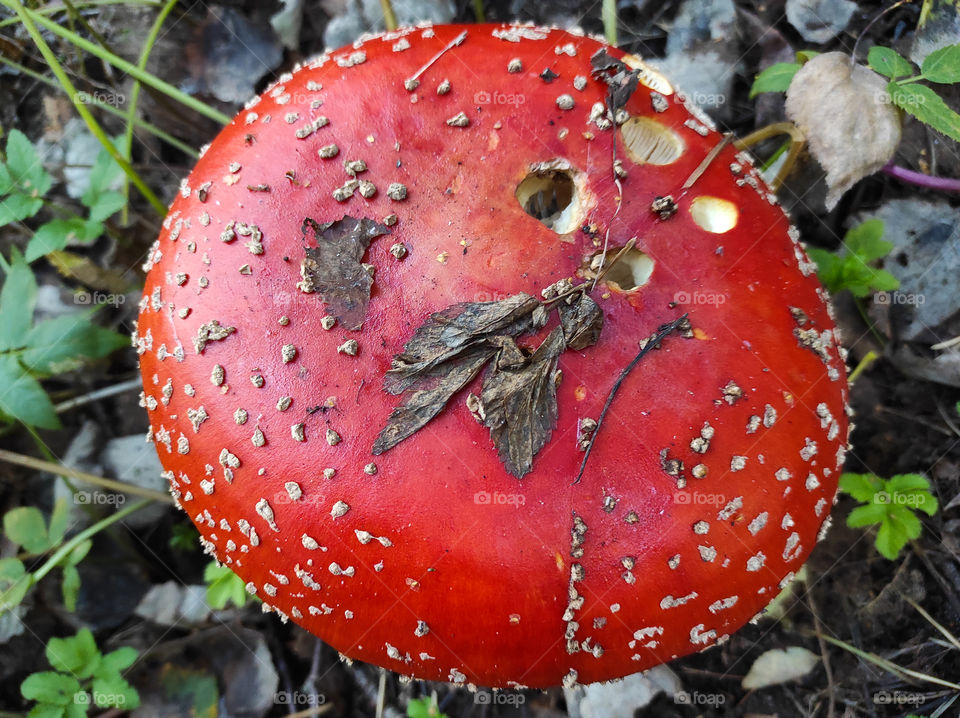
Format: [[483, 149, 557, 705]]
[[46, 629, 101, 679], [28, 703, 67, 718], [0, 355, 60, 429], [61, 565, 81, 613], [5, 129, 53, 199], [868, 268, 901, 292], [86, 192, 125, 223], [847, 503, 887, 527], [204, 561, 248, 609], [807, 247, 843, 292], [22, 315, 128, 376], [0, 557, 30, 612], [0, 192, 44, 227], [21, 672, 81, 706], [839, 472, 882, 502], [91, 674, 139, 709], [26, 219, 104, 263], [99, 646, 138, 674], [875, 519, 907, 560], [885, 473, 932, 493], [0, 163, 12, 195], [914, 491, 939, 517], [921, 43, 960, 83], [750, 62, 800, 98], [84, 141, 124, 198], [48, 498, 70, 546], [868, 46, 914, 79], [888, 504, 924, 539], [4, 506, 50, 553], [890, 81, 960, 142], [0, 247, 37, 350], [844, 219, 888, 260]]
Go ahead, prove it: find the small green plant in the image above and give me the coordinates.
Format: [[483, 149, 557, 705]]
[[0, 129, 126, 262], [806, 219, 899, 298], [3, 499, 90, 612], [839, 472, 938, 560], [751, 43, 960, 141], [21, 628, 140, 716], [203, 561, 251, 610], [0, 247, 128, 429], [407, 695, 450, 718]]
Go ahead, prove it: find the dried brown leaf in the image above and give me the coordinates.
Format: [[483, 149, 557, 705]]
[[480, 327, 567, 478], [300, 215, 390, 330], [559, 293, 603, 350], [785, 52, 902, 210]]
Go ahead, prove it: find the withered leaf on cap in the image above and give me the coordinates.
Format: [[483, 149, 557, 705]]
[[299, 215, 390, 330], [479, 327, 566, 478], [374, 290, 603, 478], [590, 48, 640, 114]]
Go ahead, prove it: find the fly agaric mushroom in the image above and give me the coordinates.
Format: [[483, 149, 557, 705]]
[[136, 23, 850, 689]]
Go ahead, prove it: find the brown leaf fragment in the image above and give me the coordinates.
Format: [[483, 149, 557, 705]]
[[372, 345, 495, 455], [480, 327, 566, 478], [559, 293, 603, 350], [299, 215, 390, 330], [383, 293, 542, 394], [590, 49, 640, 113]]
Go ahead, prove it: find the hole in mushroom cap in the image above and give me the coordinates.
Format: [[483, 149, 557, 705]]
[[516, 160, 583, 234], [689, 196, 739, 234], [621, 55, 674, 95], [620, 117, 684, 166], [597, 247, 655, 292]]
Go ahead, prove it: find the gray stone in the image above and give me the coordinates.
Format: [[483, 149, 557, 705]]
[[786, 0, 856, 44]]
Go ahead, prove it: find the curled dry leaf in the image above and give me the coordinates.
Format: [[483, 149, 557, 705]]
[[785, 52, 902, 209], [299, 215, 391, 330], [742, 646, 820, 690]]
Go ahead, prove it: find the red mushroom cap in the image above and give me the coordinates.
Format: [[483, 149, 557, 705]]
[[136, 23, 850, 689]]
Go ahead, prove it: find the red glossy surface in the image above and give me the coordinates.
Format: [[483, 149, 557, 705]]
[[136, 24, 849, 688]]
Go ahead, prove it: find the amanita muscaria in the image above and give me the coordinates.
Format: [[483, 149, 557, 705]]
[[136, 23, 850, 689]]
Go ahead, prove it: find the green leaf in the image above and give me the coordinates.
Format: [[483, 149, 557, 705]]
[[5, 129, 53, 199], [0, 355, 61, 429], [888, 504, 923, 539], [4, 506, 51, 553], [0, 191, 44, 226], [99, 646, 138, 674], [26, 219, 104, 262], [28, 704, 67, 718], [885, 473, 931, 493], [750, 62, 800, 98], [839, 472, 882, 503], [796, 50, 820, 63], [921, 43, 960, 83], [22, 315, 128, 375], [63, 696, 89, 718], [46, 629, 102, 679], [844, 219, 889, 260], [807, 247, 843, 293], [847, 503, 887, 528], [64, 539, 92, 568], [61, 565, 81, 613], [204, 561, 248, 609], [868, 46, 914, 79], [0, 557, 30, 612], [868, 268, 900, 292], [889, 81, 960, 142], [84, 142, 124, 198], [91, 674, 140, 709], [0, 247, 38, 350], [85, 192, 125, 223], [21, 672, 81, 706], [875, 518, 907, 560], [48, 498, 70, 546], [0, 162, 12, 194]]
